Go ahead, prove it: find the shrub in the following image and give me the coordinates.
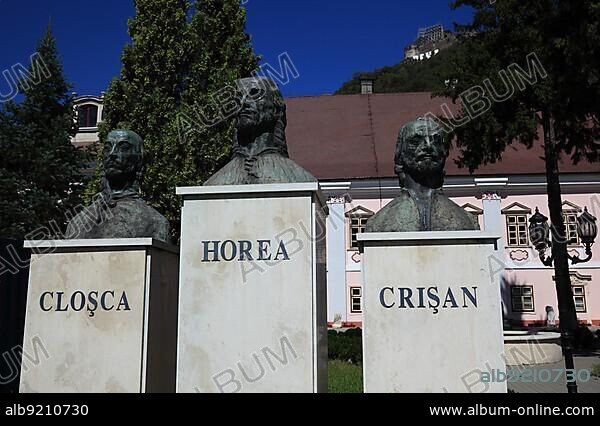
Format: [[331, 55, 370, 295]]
[[574, 326, 595, 350], [328, 329, 362, 364], [344, 328, 363, 338]]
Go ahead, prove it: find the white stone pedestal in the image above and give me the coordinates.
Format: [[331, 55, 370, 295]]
[[20, 239, 179, 393], [176, 183, 328, 393], [358, 232, 506, 393]]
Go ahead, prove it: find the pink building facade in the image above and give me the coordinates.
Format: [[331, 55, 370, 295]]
[[319, 179, 600, 328], [283, 93, 600, 329]]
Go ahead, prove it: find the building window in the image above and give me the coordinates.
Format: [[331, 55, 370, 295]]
[[350, 216, 371, 250], [346, 206, 375, 251], [573, 286, 587, 313], [506, 215, 529, 247], [349, 216, 369, 250], [78, 104, 98, 128], [511, 286, 534, 313], [350, 287, 362, 313], [562, 201, 583, 245], [553, 272, 591, 314], [563, 212, 580, 245]]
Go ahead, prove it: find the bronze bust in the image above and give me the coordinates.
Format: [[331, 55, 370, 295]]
[[65, 130, 171, 242], [204, 77, 317, 186], [366, 117, 479, 232]]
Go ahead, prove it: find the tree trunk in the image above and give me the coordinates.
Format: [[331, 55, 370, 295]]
[[542, 111, 579, 393]]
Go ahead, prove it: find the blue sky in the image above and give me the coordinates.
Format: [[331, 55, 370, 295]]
[[0, 0, 473, 98]]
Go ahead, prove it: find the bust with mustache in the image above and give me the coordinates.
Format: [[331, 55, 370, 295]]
[[366, 117, 479, 232], [204, 76, 317, 186], [65, 130, 171, 242]]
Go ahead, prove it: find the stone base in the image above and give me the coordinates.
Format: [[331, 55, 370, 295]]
[[176, 184, 328, 393], [20, 239, 179, 393], [358, 232, 506, 393], [504, 332, 562, 366]]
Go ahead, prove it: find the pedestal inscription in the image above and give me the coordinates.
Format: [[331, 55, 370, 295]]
[[359, 232, 506, 393], [177, 184, 327, 393], [19, 239, 179, 393]]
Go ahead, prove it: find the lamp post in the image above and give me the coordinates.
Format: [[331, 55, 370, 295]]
[[529, 207, 598, 393]]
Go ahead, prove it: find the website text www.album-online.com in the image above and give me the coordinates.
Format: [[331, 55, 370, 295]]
[[430, 404, 595, 416]]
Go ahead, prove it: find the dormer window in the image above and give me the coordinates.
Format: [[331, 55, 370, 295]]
[[346, 206, 375, 250], [358, 73, 375, 95], [501, 202, 532, 247], [78, 104, 98, 128], [562, 201, 583, 245], [361, 80, 373, 95]]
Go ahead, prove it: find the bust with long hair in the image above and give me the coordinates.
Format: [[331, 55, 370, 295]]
[[204, 77, 316, 186]]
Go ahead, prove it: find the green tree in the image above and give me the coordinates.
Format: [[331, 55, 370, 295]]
[[435, 0, 599, 393], [91, 0, 259, 240], [180, 0, 259, 184], [88, 0, 190, 224], [336, 45, 463, 95], [0, 28, 86, 239]]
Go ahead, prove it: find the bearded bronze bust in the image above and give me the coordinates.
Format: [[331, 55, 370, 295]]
[[204, 77, 317, 186], [366, 117, 479, 232], [65, 130, 171, 242]]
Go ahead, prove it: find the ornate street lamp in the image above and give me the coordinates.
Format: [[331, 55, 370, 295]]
[[529, 208, 552, 265], [529, 206, 598, 394], [529, 207, 598, 266], [575, 208, 598, 263]]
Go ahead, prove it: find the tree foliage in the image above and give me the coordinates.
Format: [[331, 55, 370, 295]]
[[88, 0, 259, 240], [0, 28, 87, 239], [435, 0, 599, 171], [336, 45, 463, 95]]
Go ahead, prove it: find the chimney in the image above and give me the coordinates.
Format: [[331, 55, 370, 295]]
[[359, 74, 374, 95]]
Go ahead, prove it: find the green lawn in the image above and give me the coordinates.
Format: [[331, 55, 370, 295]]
[[328, 360, 363, 393]]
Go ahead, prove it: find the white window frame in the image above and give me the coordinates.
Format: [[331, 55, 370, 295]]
[[77, 103, 100, 130], [361, 81, 373, 94], [572, 286, 587, 313], [511, 285, 535, 313], [506, 214, 530, 247], [562, 201, 583, 246], [346, 207, 374, 251], [350, 287, 362, 314]]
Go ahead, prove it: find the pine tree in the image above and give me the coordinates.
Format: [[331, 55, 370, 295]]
[[89, 0, 189, 218], [92, 0, 259, 240], [181, 0, 259, 184], [0, 28, 86, 239]]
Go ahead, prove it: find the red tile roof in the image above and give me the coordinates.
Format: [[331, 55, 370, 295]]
[[285, 92, 599, 180]]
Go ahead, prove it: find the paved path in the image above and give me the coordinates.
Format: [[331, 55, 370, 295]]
[[508, 351, 600, 393]]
